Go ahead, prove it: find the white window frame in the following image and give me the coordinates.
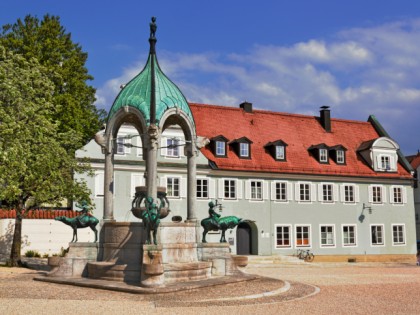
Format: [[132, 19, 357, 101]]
[[295, 225, 311, 248], [319, 149, 328, 162], [116, 134, 131, 155], [166, 138, 180, 158], [197, 178, 209, 199], [390, 186, 407, 205], [275, 145, 285, 160], [295, 182, 316, 203], [271, 181, 292, 202], [239, 142, 249, 157], [392, 224, 406, 246], [320, 225, 336, 248], [369, 185, 385, 204], [342, 224, 357, 247], [319, 183, 338, 204], [215, 141, 225, 156], [275, 224, 292, 248], [370, 224, 385, 246], [336, 150, 345, 164], [340, 184, 359, 204], [249, 180, 263, 201], [376, 153, 396, 172], [218, 178, 242, 200]]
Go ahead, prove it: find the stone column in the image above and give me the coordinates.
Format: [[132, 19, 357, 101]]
[[103, 150, 115, 221], [186, 143, 197, 222], [145, 124, 159, 201]]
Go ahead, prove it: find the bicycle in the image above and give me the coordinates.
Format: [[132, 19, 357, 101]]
[[296, 249, 315, 262]]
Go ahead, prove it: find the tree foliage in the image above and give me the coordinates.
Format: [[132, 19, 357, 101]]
[[0, 45, 93, 266], [0, 14, 106, 151]]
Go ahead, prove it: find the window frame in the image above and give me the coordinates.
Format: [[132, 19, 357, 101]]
[[392, 224, 406, 246], [321, 183, 334, 203], [224, 179, 237, 200], [196, 178, 209, 199], [239, 142, 250, 158], [275, 225, 292, 248], [274, 181, 287, 202], [336, 150, 345, 164], [299, 183, 311, 202], [116, 134, 131, 155], [320, 225, 336, 248], [275, 145, 285, 160], [369, 185, 384, 204], [166, 177, 181, 198], [370, 224, 385, 246], [319, 148, 328, 163], [342, 224, 357, 247], [166, 138, 180, 158], [215, 140, 226, 157], [295, 225, 311, 248]]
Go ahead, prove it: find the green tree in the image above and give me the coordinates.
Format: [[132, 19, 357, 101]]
[[0, 14, 106, 151], [0, 46, 92, 266]]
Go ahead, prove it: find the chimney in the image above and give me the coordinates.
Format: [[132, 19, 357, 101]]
[[240, 101, 253, 113], [320, 106, 331, 132]]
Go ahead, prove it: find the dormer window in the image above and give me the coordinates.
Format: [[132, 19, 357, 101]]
[[329, 145, 347, 165], [358, 137, 399, 172], [240, 142, 249, 157], [210, 135, 228, 157], [308, 143, 329, 164], [319, 149, 328, 162], [264, 140, 288, 161], [229, 137, 252, 159]]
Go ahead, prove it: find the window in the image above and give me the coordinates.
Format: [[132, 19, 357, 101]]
[[380, 155, 391, 170], [320, 225, 335, 247], [240, 142, 249, 157], [321, 184, 333, 203], [216, 141, 226, 156], [337, 150, 345, 164], [275, 182, 287, 202], [166, 138, 179, 157], [342, 225, 357, 246], [250, 181, 263, 200], [116, 135, 130, 155], [369, 185, 384, 204], [343, 185, 355, 203], [167, 177, 180, 198], [197, 178, 209, 199], [392, 225, 405, 245], [391, 186, 406, 204], [299, 183, 310, 202], [371, 225, 384, 246], [276, 225, 291, 248], [275, 145, 285, 160], [224, 179, 236, 199], [296, 225, 311, 247], [319, 149, 328, 162]]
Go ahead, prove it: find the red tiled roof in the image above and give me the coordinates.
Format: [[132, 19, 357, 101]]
[[407, 153, 420, 170], [190, 103, 412, 179]]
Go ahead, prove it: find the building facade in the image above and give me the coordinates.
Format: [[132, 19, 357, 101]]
[[76, 103, 416, 261]]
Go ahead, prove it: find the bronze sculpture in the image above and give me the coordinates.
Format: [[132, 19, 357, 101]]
[[201, 200, 243, 243]]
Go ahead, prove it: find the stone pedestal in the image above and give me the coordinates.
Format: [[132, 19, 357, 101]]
[[198, 243, 240, 276], [48, 243, 98, 278]]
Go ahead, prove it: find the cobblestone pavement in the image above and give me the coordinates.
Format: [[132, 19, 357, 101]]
[[1, 261, 420, 314]]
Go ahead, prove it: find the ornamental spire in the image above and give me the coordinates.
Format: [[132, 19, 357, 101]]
[[149, 16, 157, 55], [149, 17, 157, 123]]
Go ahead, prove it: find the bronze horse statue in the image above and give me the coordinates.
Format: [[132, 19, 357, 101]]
[[55, 215, 99, 243], [201, 216, 243, 243]]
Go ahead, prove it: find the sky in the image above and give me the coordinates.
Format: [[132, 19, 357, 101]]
[[1, 1, 420, 155]]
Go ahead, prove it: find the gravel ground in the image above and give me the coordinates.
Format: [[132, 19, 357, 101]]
[[1, 262, 419, 314]]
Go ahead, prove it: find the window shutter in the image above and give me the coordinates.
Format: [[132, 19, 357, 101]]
[[263, 181, 269, 200], [287, 182, 293, 201], [180, 178, 187, 198], [95, 172, 104, 197], [368, 186, 373, 203], [271, 182, 276, 200], [218, 179, 224, 199], [390, 155, 396, 171], [381, 186, 386, 203], [389, 187, 394, 204], [333, 184, 339, 202], [245, 180, 251, 199], [376, 155, 382, 170], [160, 137, 167, 156], [340, 185, 345, 202], [355, 185, 360, 202], [160, 176, 167, 188], [295, 183, 300, 201], [403, 187, 407, 204], [311, 184, 317, 202], [317, 184, 323, 201], [237, 180, 243, 199], [209, 178, 216, 199]]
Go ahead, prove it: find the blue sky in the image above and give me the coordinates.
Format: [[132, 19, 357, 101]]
[[2, 1, 420, 155]]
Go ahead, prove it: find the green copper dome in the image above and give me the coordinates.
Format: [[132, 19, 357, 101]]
[[107, 52, 195, 127]]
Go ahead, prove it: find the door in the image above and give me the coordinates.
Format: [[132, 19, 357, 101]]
[[236, 222, 252, 255]]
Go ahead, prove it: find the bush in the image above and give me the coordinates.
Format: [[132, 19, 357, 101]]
[[24, 250, 41, 258], [42, 253, 49, 258]]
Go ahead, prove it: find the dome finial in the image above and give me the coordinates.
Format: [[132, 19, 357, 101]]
[[149, 17, 157, 54]]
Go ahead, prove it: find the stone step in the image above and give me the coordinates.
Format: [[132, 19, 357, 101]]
[[246, 255, 305, 264], [87, 262, 140, 283], [163, 261, 212, 283]]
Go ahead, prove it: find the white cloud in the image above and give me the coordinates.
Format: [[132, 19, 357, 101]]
[[95, 18, 420, 154]]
